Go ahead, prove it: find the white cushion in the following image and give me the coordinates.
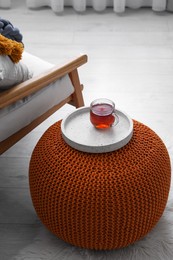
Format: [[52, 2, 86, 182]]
[[22, 51, 54, 76], [0, 55, 33, 90], [0, 52, 74, 141]]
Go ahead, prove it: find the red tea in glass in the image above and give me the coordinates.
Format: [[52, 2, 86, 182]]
[[90, 99, 119, 129]]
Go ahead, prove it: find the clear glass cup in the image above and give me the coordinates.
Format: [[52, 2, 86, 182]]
[[90, 98, 119, 129]]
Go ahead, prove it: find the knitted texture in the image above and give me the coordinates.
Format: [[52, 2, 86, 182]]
[[0, 17, 23, 43], [29, 120, 171, 250], [0, 34, 24, 63]]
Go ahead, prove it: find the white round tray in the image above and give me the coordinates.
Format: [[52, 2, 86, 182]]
[[61, 107, 133, 153]]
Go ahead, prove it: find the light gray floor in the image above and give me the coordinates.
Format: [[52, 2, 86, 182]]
[[0, 1, 173, 259]]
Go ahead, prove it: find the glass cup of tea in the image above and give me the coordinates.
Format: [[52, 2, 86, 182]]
[[90, 98, 119, 129]]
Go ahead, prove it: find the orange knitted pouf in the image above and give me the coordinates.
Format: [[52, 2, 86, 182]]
[[29, 120, 171, 250]]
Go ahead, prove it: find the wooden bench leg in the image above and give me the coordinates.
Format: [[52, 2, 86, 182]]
[[69, 69, 85, 108]]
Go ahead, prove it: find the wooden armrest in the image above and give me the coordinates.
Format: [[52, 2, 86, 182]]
[[0, 54, 88, 109]]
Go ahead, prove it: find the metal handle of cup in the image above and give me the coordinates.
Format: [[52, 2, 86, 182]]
[[111, 112, 119, 127]]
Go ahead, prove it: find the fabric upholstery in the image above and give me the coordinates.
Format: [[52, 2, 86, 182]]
[[0, 52, 74, 141], [0, 55, 32, 90]]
